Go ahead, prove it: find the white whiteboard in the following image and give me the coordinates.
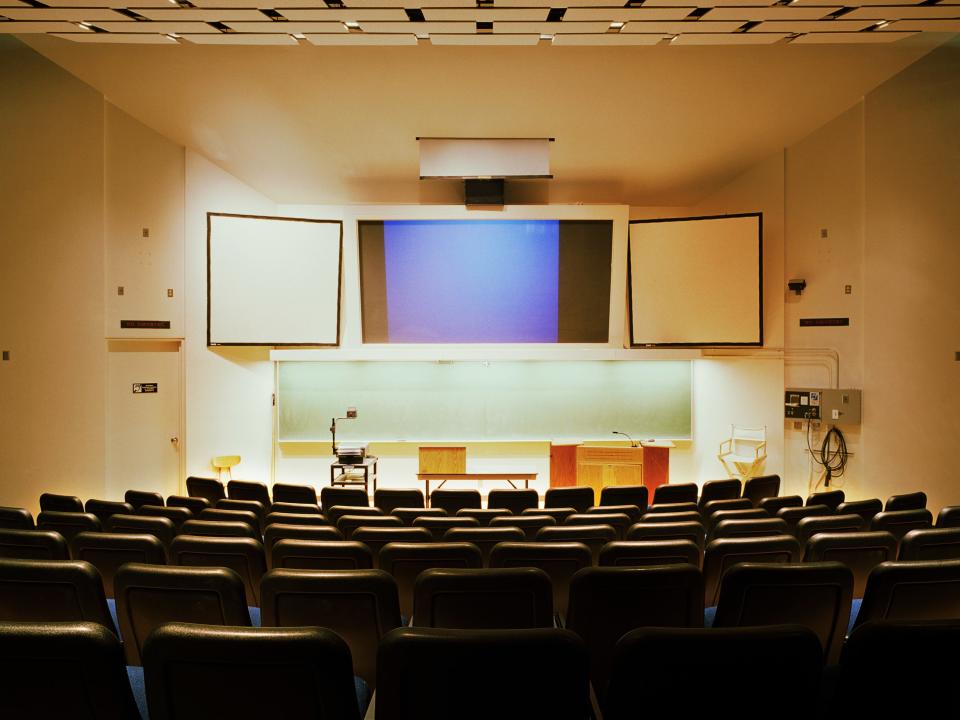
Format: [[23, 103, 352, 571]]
[[208, 214, 342, 346], [629, 214, 762, 346]]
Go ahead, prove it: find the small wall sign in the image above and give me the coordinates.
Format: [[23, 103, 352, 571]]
[[133, 383, 158, 394], [799, 318, 850, 327], [121, 320, 171, 329]]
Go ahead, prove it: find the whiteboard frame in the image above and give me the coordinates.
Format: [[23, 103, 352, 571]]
[[627, 212, 764, 348], [206, 212, 344, 347]]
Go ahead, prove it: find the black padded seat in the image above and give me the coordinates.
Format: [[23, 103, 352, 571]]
[[320, 486, 369, 512], [70, 531, 166, 596], [487, 489, 540, 514], [271, 482, 318, 505], [124, 490, 164, 510], [374, 488, 424, 513], [376, 627, 590, 720], [713, 561, 852, 663], [226, 479, 271, 506], [0, 528, 69, 560], [795, 513, 865, 547], [181, 518, 259, 541], [836, 498, 883, 525], [443, 527, 525, 566], [803, 531, 898, 598], [216, 499, 267, 529], [741, 474, 781, 507], [143, 623, 362, 720], [326, 505, 383, 528], [599, 485, 648, 512], [937, 506, 960, 528], [885, 491, 927, 512], [869, 508, 933, 541], [39, 492, 83, 513], [489, 541, 592, 621], [0, 621, 141, 719], [265, 511, 330, 528], [854, 559, 960, 629], [701, 498, 752, 518], [139, 504, 193, 529], [456, 507, 513, 526], [169, 535, 266, 607], [639, 510, 702, 526], [697, 479, 742, 510], [167, 495, 211, 514], [899, 527, 960, 561], [759, 494, 803, 515], [526, 506, 578, 524], [37, 511, 101, 543], [777, 504, 833, 535], [585, 504, 642, 522], [260, 568, 402, 688], [644, 501, 700, 515], [566, 512, 632, 540], [545, 487, 594, 513], [352, 527, 433, 567], [199, 507, 259, 531], [567, 565, 704, 690], [710, 517, 790, 542], [393, 507, 447, 526], [626, 521, 706, 550], [186, 476, 226, 504], [599, 539, 701, 568], [807, 490, 845, 511], [413, 567, 554, 629], [106, 513, 177, 548], [0, 506, 34, 530], [429, 489, 481, 513], [706, 508, 769, 536], [379, 542, 483, 619], [0, 558, 114, 632], [536, 524, 617, 564], [702, 535, 801, 607], [339, 514, 403, 539], [490, 514, 556, 540], [263, 524, 343, 562], [410, 516, 479, 541], [83, 499, 134, 525], [270, 501, 322, 516], [604, 625, 821, 719], [652, 483, 698, 505], [271, 539, 373, 571]]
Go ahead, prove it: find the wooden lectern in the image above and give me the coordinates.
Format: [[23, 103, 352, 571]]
[[550, 442, 673, 503]]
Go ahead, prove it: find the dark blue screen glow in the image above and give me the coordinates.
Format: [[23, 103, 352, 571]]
[[383, 220, 560, 342]]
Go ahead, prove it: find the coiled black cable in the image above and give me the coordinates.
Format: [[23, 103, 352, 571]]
[[807, 420, 849, 487]]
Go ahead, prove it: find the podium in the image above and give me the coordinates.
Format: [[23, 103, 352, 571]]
[[550, 442, 673, 503]]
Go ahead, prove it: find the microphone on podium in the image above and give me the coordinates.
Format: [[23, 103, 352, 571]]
[[612, 430, 639, 448]]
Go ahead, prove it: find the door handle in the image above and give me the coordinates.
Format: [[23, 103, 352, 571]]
[[170, 437, 179, 446]]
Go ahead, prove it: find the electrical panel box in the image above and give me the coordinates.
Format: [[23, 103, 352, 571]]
[[785, 388, 861, 426]]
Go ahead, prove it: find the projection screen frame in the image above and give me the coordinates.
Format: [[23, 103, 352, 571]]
[[207, 212, 344, 347], [627, 212, 763, 348]]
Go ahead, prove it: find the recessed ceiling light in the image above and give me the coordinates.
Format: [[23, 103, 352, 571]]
[[77, 21, 92, 30], [669, 34, 679, 43], [344, 20, 360, 29], [292, 32, 306, 39], [415, 32, 429, 39], [874, 20, 891, 29], [539, 33, 554, 40], [609, 21, 625, 30]]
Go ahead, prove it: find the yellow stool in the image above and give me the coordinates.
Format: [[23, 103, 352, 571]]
[[212, 455, 241, 482]]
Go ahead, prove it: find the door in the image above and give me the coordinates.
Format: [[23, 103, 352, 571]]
[[107, 340, 182, 500]]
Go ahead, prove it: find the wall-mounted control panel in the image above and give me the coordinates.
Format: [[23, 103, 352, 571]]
[[786, 388, 862, 426]]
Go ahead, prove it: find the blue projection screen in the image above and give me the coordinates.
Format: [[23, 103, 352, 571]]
[[359, 219, 612, 343]]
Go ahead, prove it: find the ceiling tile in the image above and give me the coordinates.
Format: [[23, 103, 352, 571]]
[[223, 21, 348, 32], [789, 0, 924, 7], [640, 0, 781, 7], [359, 21, 474, 32], [754, 19, 879, 32], [673, 31, 790, 43], [703, 7, 843, 21], [790, 29, 918, 40], [51, 31, 179, 42], [340, 0, 475, 7], [843, 5, 960, 20], [278, 8, 410, 21], [0, 20, 88, 31], [137, 9, 269, 22], [0, 8, 128, 21], [552, 32, 668, 44], [563, 7, 696, 21], [94, 21, 222, 33], [492, 21, 612, 33], [882, 18, 960, 30], [180, 32, 299, 43], [38, 0, 169, 7], [423, 8, 550, 21], [622, 20, 747, 33], [428, 32, 540, 44], [306, 31, 418, 43]]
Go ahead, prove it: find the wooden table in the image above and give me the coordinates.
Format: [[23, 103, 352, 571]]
[[417, 472, 537, 503]]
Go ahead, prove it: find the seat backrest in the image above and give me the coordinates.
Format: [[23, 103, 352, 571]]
[[114, 563, 250, 666], [169, 535, 266, 606], [741, 474, 781, 507], [39, 493, 83, 513], [181, 518, 259, 540], [585, 504, 642, 522], [937, 506, 960, 528], [216, 499, 267, 529], [376, 627, 590, 720], [701, 498, 752, 518], [643, 501, 700, 515], [339, 514, 403, 539], [777, 504, 833, 535], [625, 521, 705, 550], [706, 508, 769, 536], [0, 621, 141, 719], [0, 506, 35, 530], [429, 489, 481, 514], [758, 494, 803, 515], [143, 623, 361, 720], [139, 504, 193, 530], [710, 518, 789, 542], [265, 512, 331, 529], [36, 511, 102, 543], [167, 495, 211, 515], [186, 476, 226, 503], [489, 514, 555, 540], [443, 527, 525, 566], [536, 524, 617, 564], [566, 513, 632, 539], [70, 531, 167, 596], [599, 540, 701, 568], [106, 513, 177, 547], [604, 625, 822, 718], [855, 559, 960, 628], [702, 535, 801, 606], [869, 509, 934, 541], [803, 531, 898, 598], [393, 507, 446, 525], [806, 490, 845, 511], [899, 527, 960, 562], [713, 561, 852, 663], [567, 565, 704, 690], [796, 513, 865, 547], [885, 491, 927, 512], [652, 483, 698, 505], [269, 501, 322, 516], [599, 485, 648, 512], [414, 567, 554, 629], [226, 479, 271, 506], [836, 498, 883, 525], [487, 489, 540, 514], [456, 507, 513, 526], [352, 527, 433, 567], [0, 528, 69, 561], [545, 487, 594, 513], [524, 506, 577, 523], [488, 541, 592, 620], [639, 511, 703, 526], [410, 516, 481, 541], [0, 558, 114, 632], [262, 523, 343, 561], [124, 490, 164, 510], [379, 542, 483, 619], [199, 507, 259, 530], [271, 539, 373, 571], [320, 486, 369, 511], [698, 479, 742, 509], [83, 499, 134, 525], [326, 505, 383, 528], [271, 482, 318, 505], [374, 488, 425, 513], [261, 568, 401, 688]]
